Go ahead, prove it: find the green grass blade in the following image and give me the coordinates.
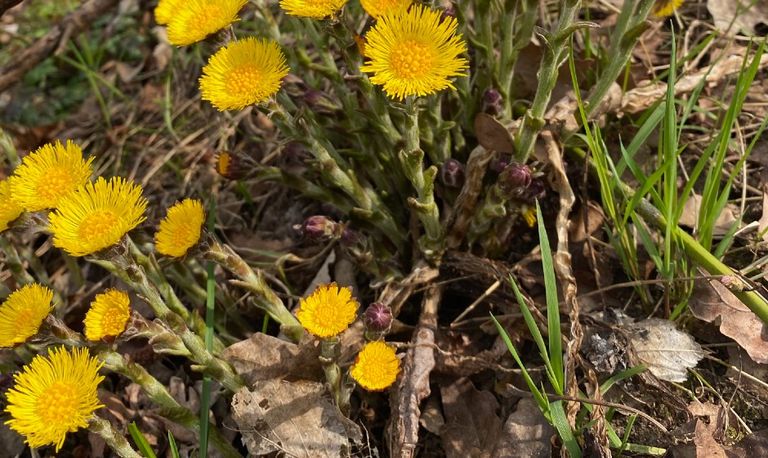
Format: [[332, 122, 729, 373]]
[[199, 197, 218, 458], [168, 431, 180, 458], [509, 275, 553, 378], [550, 400, 582, 458], [128, 422, 157, 458], [599, 365, 646, 394], [536, 202, 564, 394]]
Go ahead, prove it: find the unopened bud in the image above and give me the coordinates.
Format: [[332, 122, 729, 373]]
[[340, 226, 360, 246], [364, 302, 393, 333], [482, 88, 503, 116], [499, 162, 532, 197], [215, 151, 246, 180], [441, 159, 465, 188], [297, 215, 338, 240]]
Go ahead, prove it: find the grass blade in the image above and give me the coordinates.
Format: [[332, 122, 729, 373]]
[[536, 201, 564, 394], [128, 422, 157, 458]]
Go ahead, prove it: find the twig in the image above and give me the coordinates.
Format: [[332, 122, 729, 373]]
[[0, 0, 119, 92]]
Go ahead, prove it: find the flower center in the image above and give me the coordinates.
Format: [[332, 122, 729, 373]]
[[37, 381, 80, 424], [389, 39, 434, 79], [35, 169, 78, 206], [227, 65, 263, 98], [78, 210, 119, 242], [101, 308, 128, 336]]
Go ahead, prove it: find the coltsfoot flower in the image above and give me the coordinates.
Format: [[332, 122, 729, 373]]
[[360, 0, 411, 18], [279, 0, 347, 18], [652, 0, 684, 17], [0, 179, 23, 232], [84, 289, 131, 341], [5, 346, 104, 451], [154, 0, 185, 25], [350, 340, 400, 391], [200, 38, 289, 111], [48, 176, 148, 257], [166, 0, 247, 46], [296, 283, 358, 338], [361, 5, 468, 100], [155, 198, 205, 257], [9, 140, 93, 211], [0, 283, 54, 347]]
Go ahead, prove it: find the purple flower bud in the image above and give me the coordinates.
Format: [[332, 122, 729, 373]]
[[490, 154, 512, 174], [364, 302, 393, 333], [483, 88, 503, 116], [340, 226, 360, 246], [441, 159, 465, 188], [499, 162, 532, 197], [298, 215, 338, 240]]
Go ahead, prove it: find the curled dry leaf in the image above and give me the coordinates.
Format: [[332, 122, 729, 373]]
[[678, 194, 739, 237], [628, 318, 706, 382], [690, 276, 768, 364], [439, 377, 503, 458], [707, 0, 768, 36], [231, 380, 362, 457]]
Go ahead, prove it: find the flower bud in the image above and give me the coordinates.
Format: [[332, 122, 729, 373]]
[[482, 88, 503, 116], [440, 159, 465, 188], [340, 226, 360, 246], [498, 162, 532, 197], [297, 215, 338, 240], [215, 151, 246, 180], [363, 302, 393, 333]]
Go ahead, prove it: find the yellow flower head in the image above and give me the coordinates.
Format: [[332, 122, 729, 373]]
[[154, 0, 185, 25], [350, 340, 400, 391], [48, 176, 148, 257], [361, 5, 468, 100], [84, 289, 131, 341], [166, 0, 247, 46], [279, 0, 347, 18], [155, 198, 206, 257], [0, 283, 54, 348], [296, 283, 358, 338], [0, 179, 24, 232], [652, 0, 684, 17], [200, 38, 289, 111], [5, 346, 104, 451], [360, 0, 411, 18], [9, 140, 93, 212]]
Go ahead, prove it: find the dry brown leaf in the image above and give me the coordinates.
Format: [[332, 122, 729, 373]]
[[439, 378, 503, 458], [678, 194, 739, 236], [232, 380, 362, 457], [222, 333, 323, 386], [707, 0, 768, 35], [690, 277, 768, 364], [492, 398, 553, 458], [474, 113, 515, 154], [628, 318, 706, 382]]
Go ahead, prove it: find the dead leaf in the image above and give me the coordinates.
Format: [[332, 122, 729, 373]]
[[492, 398, 553, 458], [707, 0, 768, 36], [474, 113, 515, 153], [628, 318, 706, 382], [439, 377, 503, 458], [569, 202, 605, 243], [690, 277, 768, 364], [222, 333, 323, 386], [694, 418, 727, 458], [678, 194, 739, 237], [232, 380, 362, 457]]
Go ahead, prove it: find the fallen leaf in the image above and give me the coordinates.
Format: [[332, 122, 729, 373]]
[[440, 377, 503, 458], [690, 277, 768, 364], [694, 418, 727, 458], [678, 194, 739, 237], [232, 379, 362, 457], [222, 333, 323, 386], [707, 0, 768, 36], [492, 397, 553, 458], [628, 318, 706, 382], [474, 113, 515, 154]]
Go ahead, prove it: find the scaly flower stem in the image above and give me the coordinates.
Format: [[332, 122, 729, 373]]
[[320, 338, 349, 414], [0, 235, 35, 284], [400, 100, 443, 260], [89, 416, 142, 458], [499, 0, 539, 115], [515, 0, 582, 162], [99, 351, 242, 458], [205, 240, 304, 343]]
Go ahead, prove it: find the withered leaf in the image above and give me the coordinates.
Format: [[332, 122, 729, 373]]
[[439, 377, 503, 458], [628, 318, 705, 382], [222, 333, 323, 386], [474, 113, 515, 153], [493, 397, 553, 458]]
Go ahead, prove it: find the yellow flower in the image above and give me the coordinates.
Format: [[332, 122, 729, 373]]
[[83, 289, 131, 341], [652, 0, 684, 17], [0, 284, 54, 348], [296, 283, 358, 338], [166, 0, 247, 46], [9, 140, 93, 212], [360, 0, 411, 18], [279, 0, 347, 18], [48, 176, 147, 257], [350, 340, 400, 391], [154, 0, 185, 25], [0, 179, 23, 232], [155, 198, 205, 257], [200, 38, 289, 111], [360, 5, 468, 100], [5, 346, 104, 451], [522, 205, 536, 228]]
